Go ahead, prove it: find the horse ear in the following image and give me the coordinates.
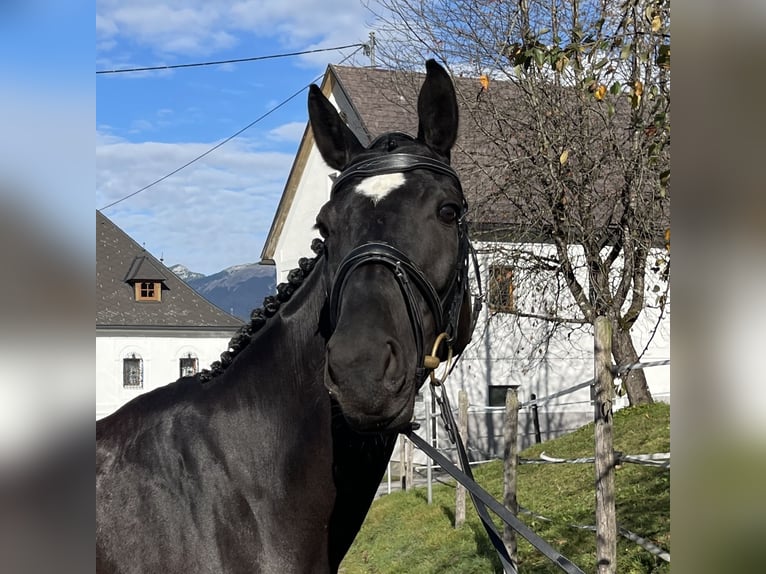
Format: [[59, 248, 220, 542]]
[[416, 59, 459, 161], [308, 84, 365, 171]]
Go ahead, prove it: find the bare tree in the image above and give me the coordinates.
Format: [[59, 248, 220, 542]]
[[366, 0, 670, 405]]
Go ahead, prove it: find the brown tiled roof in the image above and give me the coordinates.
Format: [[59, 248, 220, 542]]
[[331, 65, 524, 228], [124, 255, 166, 282], [96, 211, 243, 329], [330, 65, 669, 242]]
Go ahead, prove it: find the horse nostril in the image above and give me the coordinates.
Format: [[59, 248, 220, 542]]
[[383, 340, 405, 392], [383, 342, 395, 372]]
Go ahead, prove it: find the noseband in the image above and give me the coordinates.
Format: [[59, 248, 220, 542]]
[[327, 152, 479, 382]]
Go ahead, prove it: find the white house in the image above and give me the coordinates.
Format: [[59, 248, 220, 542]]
[[260, 65, 670, 455], [96, 211, 243, 419]]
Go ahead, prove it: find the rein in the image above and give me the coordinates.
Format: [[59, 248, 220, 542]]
[[405, 417, 585, 574]]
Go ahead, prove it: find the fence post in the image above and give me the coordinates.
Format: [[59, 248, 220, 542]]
[[530, 393, 542, 443], [399, 434, 407, 491], [502, 388, 519, 564], [455, 389, 468, 528], [406, 434, 414, 490], [425, 388, 433, 504], [594, 316, 617, 574]]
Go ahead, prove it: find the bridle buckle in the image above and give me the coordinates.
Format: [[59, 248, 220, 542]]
[[424, 332, 454, 386]]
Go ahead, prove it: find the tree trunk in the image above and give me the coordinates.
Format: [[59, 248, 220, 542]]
[[611, 327, 654, 405]]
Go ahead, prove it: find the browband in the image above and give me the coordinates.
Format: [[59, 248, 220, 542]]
[[331, 153, 463, 195]]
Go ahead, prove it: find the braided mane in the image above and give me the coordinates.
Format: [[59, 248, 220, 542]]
[[198, 238, 326, 383]]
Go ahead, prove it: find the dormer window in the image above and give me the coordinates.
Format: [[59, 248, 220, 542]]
[[124, 255, 168, 303], [135, 281, 161, 302]]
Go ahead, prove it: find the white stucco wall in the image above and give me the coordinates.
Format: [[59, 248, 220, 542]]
[[404, 241, 670, 459], [446, 241, 670, 413], [96, 329, 237, 419], [274, 147, 333, 283]]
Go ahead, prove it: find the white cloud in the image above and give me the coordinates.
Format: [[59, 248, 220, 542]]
[[228, 0, 371, 45], [97, 1, 234, 56], [97, 132, 295, 274], [94, 0, 390, 273], [128, 118, 155, 133], [96, 12, 117, 36], [96, 0, 375, 62], [268, 121, 306, 143]]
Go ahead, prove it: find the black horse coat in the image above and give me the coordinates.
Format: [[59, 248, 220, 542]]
[[97, 59, 466, 573]]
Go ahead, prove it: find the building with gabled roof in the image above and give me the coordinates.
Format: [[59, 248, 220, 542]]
[[260, 64, 670, 457], [97, 210, 243, 418]]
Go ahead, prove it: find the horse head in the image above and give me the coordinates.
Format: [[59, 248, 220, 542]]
[[308, 60, 475, 433]]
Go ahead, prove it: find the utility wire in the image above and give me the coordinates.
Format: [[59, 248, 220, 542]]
[[99, 45, 364, 212], [97, 43, 364, 75], [99, 86, 306, 211]]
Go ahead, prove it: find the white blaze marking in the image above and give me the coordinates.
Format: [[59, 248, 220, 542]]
[[354, 173, 405, 205]]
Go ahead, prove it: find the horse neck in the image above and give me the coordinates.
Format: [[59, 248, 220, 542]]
[[221, 258, 329, 398]]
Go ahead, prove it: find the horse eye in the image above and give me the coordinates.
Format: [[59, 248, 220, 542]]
[[438, 204, 458, 224]]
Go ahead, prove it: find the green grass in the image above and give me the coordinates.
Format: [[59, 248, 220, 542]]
[[340, 403, 670, 573]]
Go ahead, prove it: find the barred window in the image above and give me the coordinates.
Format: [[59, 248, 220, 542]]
[[488, 265, 514, 312], [123, 355, 143, 389], [179, 355, 199, 378]]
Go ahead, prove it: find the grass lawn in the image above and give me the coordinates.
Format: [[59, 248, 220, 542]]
[[340, 402, 670, 573]]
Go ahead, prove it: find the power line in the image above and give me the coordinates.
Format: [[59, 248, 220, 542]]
[[99, 45, 364, 212], [99, 86, 305, 211], [97, 44, 364, 75]]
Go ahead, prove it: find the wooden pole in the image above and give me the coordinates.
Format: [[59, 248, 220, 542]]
[[502, 388, 519, 564], [406, 434, 414, 491], [399, 434, 407, 491], [425, 387, 433, 504], [594, 316, 617, 574], [530, 393, 542, 443], [455, 389, 468, 528]]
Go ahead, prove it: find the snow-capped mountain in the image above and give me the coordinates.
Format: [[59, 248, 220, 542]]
[[170, 263, 276, 322], [168, 264, 205, 282]]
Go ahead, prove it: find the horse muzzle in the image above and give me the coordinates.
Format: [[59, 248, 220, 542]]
[[324, 334, 417, 432]]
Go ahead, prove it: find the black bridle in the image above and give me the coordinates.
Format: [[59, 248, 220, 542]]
[[327, 152, 480, 381]]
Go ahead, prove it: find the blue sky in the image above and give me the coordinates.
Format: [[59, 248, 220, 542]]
[[97, 0, 377, 274]]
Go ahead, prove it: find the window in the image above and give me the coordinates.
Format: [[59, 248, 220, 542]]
[[179, 355, 199, 378], [488, 385, 518, 407], [488, 265, 514, 312], [123, 354, 143, 389], [135, 281, 161, 302]]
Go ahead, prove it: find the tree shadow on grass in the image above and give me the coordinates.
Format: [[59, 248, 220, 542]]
[[413, 487, 504, 572], [466, 519, 503, 573]]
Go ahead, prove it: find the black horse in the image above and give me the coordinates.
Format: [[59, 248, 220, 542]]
[[97, 59, 475, 573]]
